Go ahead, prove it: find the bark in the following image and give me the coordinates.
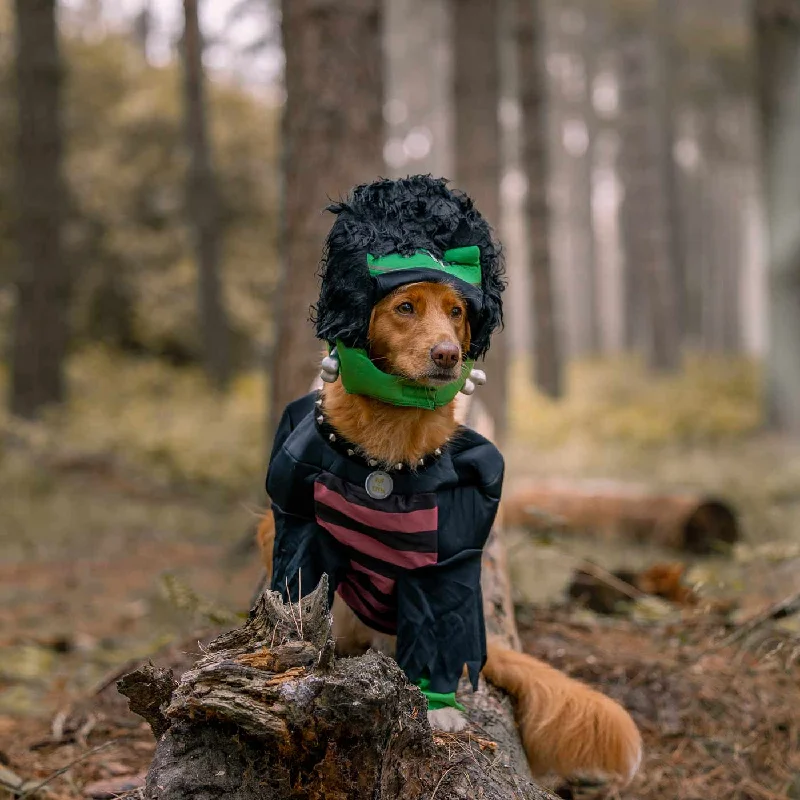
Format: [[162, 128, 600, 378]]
[[453, 0, 509, 441], [269, 0, 384, 443], [503, 479, 740, 554], [755, 0, 800, 434], [518, 0, 564, 398], [182, 0, 232, 390], [10, 0, 69, 418], [121, 574, 557, 800]]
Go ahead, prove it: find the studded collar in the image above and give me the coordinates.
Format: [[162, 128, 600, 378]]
[[312, 392, 445, 473]]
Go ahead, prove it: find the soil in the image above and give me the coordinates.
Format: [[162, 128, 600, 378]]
[[1, 538, 798, 799]]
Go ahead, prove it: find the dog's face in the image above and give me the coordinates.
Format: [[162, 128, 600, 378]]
[[368, 282, 470, 386]]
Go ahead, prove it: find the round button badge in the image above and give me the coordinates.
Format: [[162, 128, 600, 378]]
[[365, 470, 393, 500]]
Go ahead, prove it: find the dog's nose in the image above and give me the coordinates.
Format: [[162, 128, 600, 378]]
[[430, 342, 460, 369]]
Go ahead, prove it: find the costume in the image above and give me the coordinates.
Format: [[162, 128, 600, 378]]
[[266, 176, 506, 699]]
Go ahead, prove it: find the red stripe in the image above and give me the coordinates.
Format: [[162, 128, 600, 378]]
[[336, 582, 393, 630], [319, 520, 438, 569], [350, 560, 396, 595], [314, 483, 438, 533], [346, 577, 394, 614]]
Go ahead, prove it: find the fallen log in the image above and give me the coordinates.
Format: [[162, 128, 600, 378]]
[[503, 479, 739, 554], [118, 392, 557, 799]]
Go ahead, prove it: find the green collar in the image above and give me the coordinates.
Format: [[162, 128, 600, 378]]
[[335, 340, 473, 410]]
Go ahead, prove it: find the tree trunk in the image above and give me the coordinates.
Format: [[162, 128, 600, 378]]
[[755, 0, 800, 435], [453, 0, 508, 439], [550, 0, 601, 359], [617, 2, 682, 372], [10, 0, 69, 418], [269, 0, 384, 443], [133, 0, 152, 61], [518, 0, 564, 399], [182, 0, 232, 390], [384, 0, 452, 179]]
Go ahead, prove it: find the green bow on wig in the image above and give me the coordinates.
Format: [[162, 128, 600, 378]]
[[366, 245, 482, 286]]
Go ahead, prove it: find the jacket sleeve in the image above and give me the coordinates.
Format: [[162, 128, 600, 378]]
[[266, 400, 344, 608], [394, 547, 486, 695]]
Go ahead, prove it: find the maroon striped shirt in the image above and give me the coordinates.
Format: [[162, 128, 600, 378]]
[[314, 472, 438, 633]]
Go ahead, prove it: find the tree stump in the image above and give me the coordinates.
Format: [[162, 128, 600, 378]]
[[119, 571, 556, 800]]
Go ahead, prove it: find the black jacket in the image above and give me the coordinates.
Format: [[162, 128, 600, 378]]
[[266, 392, 504, 694]]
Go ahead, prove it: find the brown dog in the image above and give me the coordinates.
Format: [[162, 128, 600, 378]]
[[259, 281, 642, 783]]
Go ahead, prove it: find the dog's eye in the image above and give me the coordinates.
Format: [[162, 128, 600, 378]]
[[396, 302, 414, 315], [450, 307, 463, 318]]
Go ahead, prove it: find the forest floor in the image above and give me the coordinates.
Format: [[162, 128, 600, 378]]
[[1, 349, 799, 799]]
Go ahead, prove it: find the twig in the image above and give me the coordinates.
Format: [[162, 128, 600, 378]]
[[520, 529, 647, 603], [574, 559, 647, 602], [430, 765, 457, 800], [50, 707, 69, 743], [298, 568, 303, 640], [285, 576, 302, 639], [17, 741, 113, 799], [714, 588, 800, 651]]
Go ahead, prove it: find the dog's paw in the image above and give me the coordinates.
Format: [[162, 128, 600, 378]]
[[427, 707, 469, 732]]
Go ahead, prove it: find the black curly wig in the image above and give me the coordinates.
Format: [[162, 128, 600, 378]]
[[313, 175, 506, 360]]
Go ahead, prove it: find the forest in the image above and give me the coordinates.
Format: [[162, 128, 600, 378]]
[[0, 0, 799, 799]]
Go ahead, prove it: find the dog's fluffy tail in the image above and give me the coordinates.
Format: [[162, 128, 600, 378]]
[[483, 643, 642, 783]]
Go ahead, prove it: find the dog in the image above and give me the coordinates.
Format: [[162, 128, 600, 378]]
[[260, 176, 641, 783]]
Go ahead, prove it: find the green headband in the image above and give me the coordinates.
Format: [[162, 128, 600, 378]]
[[367, 245, 482, 286], [335, 340, 473, 410]]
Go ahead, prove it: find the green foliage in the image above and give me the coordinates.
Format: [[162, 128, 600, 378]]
[[510, 353, 762, 448], [0, 30, 280, 364], [3, 346, 269, 491]]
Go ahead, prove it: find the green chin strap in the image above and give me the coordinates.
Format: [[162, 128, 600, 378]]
[[335, 340, 473, 410]]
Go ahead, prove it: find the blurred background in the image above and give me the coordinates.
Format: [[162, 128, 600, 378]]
[[1, 1, 800, 798]]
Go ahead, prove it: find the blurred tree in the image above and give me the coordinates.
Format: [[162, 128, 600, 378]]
[[670, 1, 751, 356], [616, 0, 682, 372], [9, 0, 69, 417], [132, 0, 151, 61], [548, 0, 601, 359], [756, 0, 800, 434], [182, 0, 232, 390], [384, 0, 451, 178], [453, 0, 508, 438], [0, 32, 279, 367], [518, 0, 563, 398], [270, 0, 383, 438]]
